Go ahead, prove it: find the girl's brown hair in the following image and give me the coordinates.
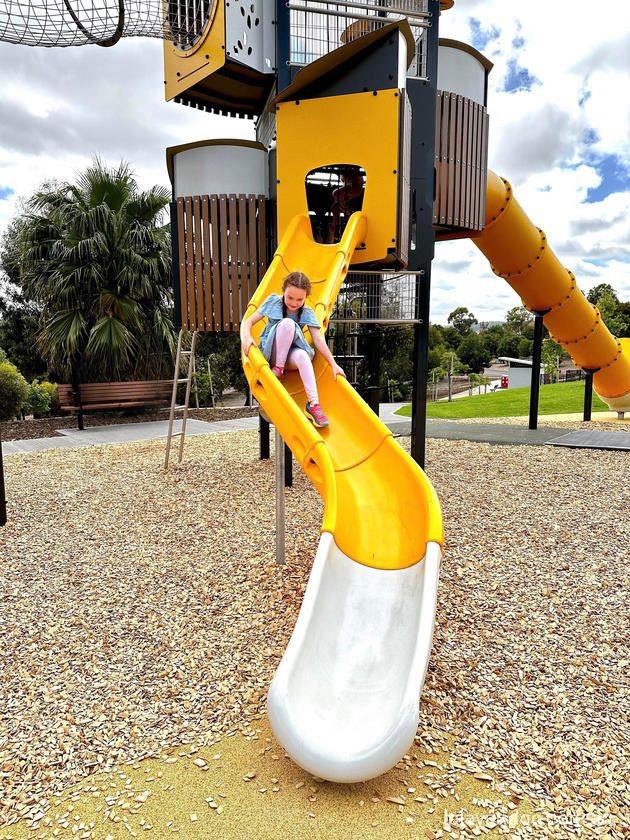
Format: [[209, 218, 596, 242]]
[[282, 271, 311, 296], [281, 272, 311, 322]]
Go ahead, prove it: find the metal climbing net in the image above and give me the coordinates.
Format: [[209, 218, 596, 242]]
[[0, 0, 214, 47]]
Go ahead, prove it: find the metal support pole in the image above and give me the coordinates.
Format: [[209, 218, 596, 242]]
[[276, 0, 292, 94], [259, 414, 270, 459], [583, 372, 593, 422], [529, 312, 545, 430], [275, 428, 286, 565], [284, 443, 293, 487], [170, 201, 182, 331], [71, 368, 84, 431], [407, 0, 440, 469], [366, 325, 381, 416], [411, 271, 430, 468], [0, 425, 7, 526]]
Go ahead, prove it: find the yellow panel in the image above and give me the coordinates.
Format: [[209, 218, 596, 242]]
[[163, 0, 225, 103], [276, 90, 401, 265], [240, 212, 444, 569]]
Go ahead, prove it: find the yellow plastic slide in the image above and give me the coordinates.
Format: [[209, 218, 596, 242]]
[[241, 211, 443, 571], [473, 171, 630, 414], [241, 211, 443, 782]]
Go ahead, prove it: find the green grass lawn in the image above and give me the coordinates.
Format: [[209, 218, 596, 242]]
[[395, 380, 609, 419]]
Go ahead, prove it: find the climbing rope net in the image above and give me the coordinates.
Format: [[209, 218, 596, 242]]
[[0, 0, 212, 47]]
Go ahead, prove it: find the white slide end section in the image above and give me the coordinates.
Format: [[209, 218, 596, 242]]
[[267, 534, 442, 783]]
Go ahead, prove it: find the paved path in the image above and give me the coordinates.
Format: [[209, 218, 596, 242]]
[[2, 405, 573, 456]]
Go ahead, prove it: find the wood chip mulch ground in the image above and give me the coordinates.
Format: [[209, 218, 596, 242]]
[[1, 431, 628, 839]]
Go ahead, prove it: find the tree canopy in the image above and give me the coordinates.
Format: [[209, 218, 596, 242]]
[[4, 159, 174, 383]]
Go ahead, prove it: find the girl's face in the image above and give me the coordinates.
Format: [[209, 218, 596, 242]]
[[283, 285, 307, 312]]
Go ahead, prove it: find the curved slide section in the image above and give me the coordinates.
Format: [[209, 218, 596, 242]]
[[473, 170, 630, 414], [241, 212, 443, 782]]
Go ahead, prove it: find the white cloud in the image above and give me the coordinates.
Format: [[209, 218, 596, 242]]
[[0, 0, 629, 327]]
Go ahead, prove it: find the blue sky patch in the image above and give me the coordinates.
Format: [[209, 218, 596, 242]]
[[501, 58, 541, 92], [584, 154, 630, 203], [469, 18, 501, 52], [0, 186, 15, 201], [584, 258, 609, 268]]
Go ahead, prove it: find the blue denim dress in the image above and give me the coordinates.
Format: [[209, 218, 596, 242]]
[[258, 293, 321, 362]]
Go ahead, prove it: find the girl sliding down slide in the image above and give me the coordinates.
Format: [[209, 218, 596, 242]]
[[241, 271, 344, 428]]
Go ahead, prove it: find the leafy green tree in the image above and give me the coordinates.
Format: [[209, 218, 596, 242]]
[[0, 219, 47, 379], [587, 283, 618, 306], [447, 306, 478, 337], [517, 337, 533, 358], [594, 291, 626, 338], [505, 305, 532, 335], [0, 361, 29, 421], [12, 159, 174, 384], [617, 301, 630, 338], [541, 337, 568, 383], [480, 324, 504, 359], [457, 331, 491, 373], [496, 333, 520, 358], [24, 380, 51, 418]]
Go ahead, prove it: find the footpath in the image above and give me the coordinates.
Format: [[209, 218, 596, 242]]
[[1, 404, 581, 456]]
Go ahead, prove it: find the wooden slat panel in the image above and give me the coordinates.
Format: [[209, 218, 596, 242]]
[[219, 195, 231, 331], [184, 197, 196, 331], [433, 91, 442, 224], [238, 194, 249, 321], [177, 199, 188, 331], [467, 99, 476, 229], [472, 102, 481, 229], [210, 195, 221, 331], [192, 195, 203, 330], [228, 194, 239, 330], [462, 96, 471, 228], [452, 95, 463, 226], [442, 92, 452, 225], [480, 111, 489, 228], [201, 196, 213, 330], [248, 195, 258, 303], [258, 196, 267, 278]]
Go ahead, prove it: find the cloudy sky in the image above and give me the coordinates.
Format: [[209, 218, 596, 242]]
[[1, 0, 629, 324]]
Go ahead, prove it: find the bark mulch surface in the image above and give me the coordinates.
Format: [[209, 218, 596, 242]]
[[1, 432, 628, 839]]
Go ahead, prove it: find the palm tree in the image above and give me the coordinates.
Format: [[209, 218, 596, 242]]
[[16, 158, 174, 383]]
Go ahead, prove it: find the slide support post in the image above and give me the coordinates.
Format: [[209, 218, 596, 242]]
[[529, 311, 546, 430], [583, 373, 593, 422], [275, 428, 286, 565], [259, 414, 270, 459], [284, 443, 293, 488]]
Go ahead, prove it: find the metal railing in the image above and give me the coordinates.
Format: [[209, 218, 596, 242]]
[[330, 270, 424, 324], [288, 0, 429, 79]]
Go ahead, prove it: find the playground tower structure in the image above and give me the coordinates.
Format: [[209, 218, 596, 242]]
[[162, 0, 498, 464]]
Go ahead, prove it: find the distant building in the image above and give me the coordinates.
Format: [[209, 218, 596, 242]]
[[497, 357, 544, 389]]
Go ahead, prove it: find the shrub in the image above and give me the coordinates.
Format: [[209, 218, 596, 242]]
[[40, 381, 61, 413], [0, 362, 29, 421], [24, 380, 52, 418]]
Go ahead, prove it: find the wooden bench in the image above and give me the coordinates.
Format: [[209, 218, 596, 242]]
[[58, 380, 174, 429]]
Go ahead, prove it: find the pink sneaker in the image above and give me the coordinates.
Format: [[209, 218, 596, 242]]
[[305, 402, 329, 428], [271, 365, 284, 380]]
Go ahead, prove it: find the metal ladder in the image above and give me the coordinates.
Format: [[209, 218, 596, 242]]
[[164, 329, 199, 468]]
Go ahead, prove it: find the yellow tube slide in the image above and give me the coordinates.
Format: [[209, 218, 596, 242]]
[[473, 171, 630, 413], [241, 212, 443, 570]]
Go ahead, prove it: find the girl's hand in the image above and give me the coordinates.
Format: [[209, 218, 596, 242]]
[[331, 362, 346, 381], [242, 335, 257, 356]]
